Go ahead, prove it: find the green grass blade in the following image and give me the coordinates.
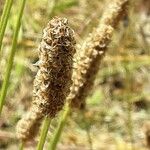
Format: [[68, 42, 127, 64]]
[[0, 0, 26, 114], [19, 142, 24, 150], [36, 117, 51, 150], [0, 0, 13, 52], [48, 105, 70, 150]]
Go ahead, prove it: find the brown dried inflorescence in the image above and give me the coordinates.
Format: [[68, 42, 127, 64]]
[[69, 0, 128, 109], [16, 106, 43, 141], [69, 25, 113, 108], [16, 17, 76, 141], [32, 17, 76, 117]]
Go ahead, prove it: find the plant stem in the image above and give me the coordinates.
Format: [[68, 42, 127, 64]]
[[86, 128, 93, 150], [0, 0, 26, 114], [0, 0, 13, 52], [124, 67, 134, 150], [19, 142, 24, 150], [36, 117, 51, 150], [48, 105, 71, 150]]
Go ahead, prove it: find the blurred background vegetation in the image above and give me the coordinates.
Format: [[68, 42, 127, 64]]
[[0, 0, 149, 149]]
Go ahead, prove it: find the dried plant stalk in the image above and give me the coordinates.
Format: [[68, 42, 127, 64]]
[[16, 17, 76, 141], [69, 0, 128, 108]]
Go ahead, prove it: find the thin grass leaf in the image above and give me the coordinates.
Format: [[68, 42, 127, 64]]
[[19, 142, 24, 150], [0, 0, 26, 114], [0, 0, 13, 52], [48, 105, 71, 150], [36, 117, 51, 150]]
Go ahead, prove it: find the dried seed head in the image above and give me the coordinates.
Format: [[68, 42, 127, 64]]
[[101, 0, 128, 28], [33, 17, 76, 117], [16, 17, 76, 141], [69, 0, 128, 109], [69, 25, 113, 108], [16, 106, 43, 141]]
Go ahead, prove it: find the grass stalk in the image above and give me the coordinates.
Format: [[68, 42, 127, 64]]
[[86, 127, 93, 150], [0, 0, 26, 114], [36, 117, 51, 150], [0, 0, 13, 52], [124, 66, 134, 150], [48, 105, 71, 150], [127, 100, 133, 143], [19, 142, 24, 150]]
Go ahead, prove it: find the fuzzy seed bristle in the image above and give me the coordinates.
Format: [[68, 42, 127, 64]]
[[16, 17, 76, 141]]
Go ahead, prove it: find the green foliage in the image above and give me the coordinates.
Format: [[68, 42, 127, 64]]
[[53, 0, 78, 14], [8, 62, 25, 95], [87, 88, 104, 106]]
